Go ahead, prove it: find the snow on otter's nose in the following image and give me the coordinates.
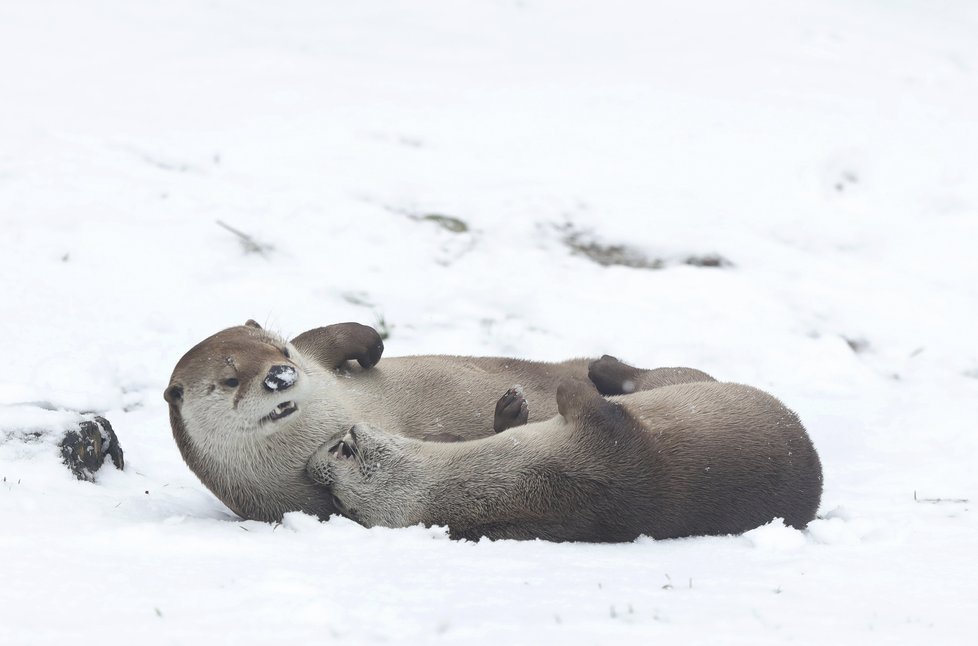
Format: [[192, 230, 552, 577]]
[[264, 365, 297, 391]]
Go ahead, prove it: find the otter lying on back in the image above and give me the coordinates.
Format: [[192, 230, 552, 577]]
[[164, 321, 713, 523], [308, 378, 823, 542]]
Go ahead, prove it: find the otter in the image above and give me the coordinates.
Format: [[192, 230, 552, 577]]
[[307, 378, 823, 542], [164, 321, 714, 522]]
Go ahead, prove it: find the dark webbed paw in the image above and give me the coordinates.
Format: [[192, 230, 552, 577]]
[[588, 354, 640, 395], [493, 386, 529, 433], [346, 324, 385, 368], [291, 322, 385, 370]]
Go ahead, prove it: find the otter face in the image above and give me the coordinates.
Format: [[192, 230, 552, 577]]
[[165, 321, 308, 445]]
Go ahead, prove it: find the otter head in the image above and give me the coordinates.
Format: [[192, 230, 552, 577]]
[[165, 320, 308, 459], [165, 321, 349, 522], [306, 423, 424, 529]]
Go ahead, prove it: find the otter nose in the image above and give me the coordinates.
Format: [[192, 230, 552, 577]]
[[263, 365, 297, 392]]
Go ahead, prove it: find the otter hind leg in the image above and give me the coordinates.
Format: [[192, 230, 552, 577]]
[[493, 385, 529, 433], [588, 355, 641, 395], [557, 377, 642, 448], [556, 377, 610, 422], [588, 355, 715, 395]]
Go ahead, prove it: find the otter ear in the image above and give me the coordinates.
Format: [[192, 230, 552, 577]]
[[164, 384, 184, 406], [245, 319, 262, 329]]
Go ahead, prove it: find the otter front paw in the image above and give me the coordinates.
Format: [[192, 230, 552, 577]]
[[292, 322, 384, 370], [493, 385, 529, 433], [307, 442, 340, 486]]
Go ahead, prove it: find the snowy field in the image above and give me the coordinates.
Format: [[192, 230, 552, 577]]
[[2, 0, 977, 643]]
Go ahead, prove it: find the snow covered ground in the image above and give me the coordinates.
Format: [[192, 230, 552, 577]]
[[2, 0, 976, 643]]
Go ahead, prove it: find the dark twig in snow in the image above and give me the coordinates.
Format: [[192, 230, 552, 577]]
[[914, 490, 969, 504], [216, 220, 274, 257]]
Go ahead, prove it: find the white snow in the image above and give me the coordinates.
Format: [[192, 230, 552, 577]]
[[742, 519, 808, 551], [2, 0, 977, 643]]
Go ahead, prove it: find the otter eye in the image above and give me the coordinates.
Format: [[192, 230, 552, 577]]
[[223, 378, 240, 388], [282, 347, 291, 359]]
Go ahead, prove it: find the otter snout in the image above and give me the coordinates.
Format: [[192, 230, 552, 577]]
[[263, 365, 297, 392]]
